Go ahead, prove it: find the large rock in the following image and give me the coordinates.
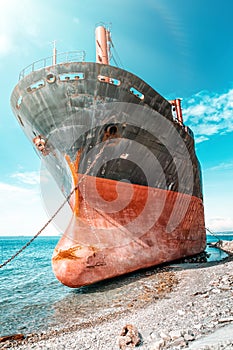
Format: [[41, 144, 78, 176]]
[[211, 240, 233, 255], [119, 324, 141, 349]]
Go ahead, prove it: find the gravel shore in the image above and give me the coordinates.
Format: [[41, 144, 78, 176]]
[[1, 255, 233, 350]]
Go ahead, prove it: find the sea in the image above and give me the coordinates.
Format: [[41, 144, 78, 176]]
[[0, 233, 233, 337]]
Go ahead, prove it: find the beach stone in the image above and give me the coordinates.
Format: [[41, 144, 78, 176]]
[[159, 330, 170, 341], [184, 332, 195, 341], [220, 285, 231, 290], [119, 324, 141, 349], [149, 338, 165, 350], [150, 331, 159, 340], [169, 329, 183, 340], [169, 336, 186, 347], [177, 309, 185, 316], [213, 240, 233, 254], [211, 288, 220, 294], [141, 329, 152, 340], [186, 302, 194, 308]]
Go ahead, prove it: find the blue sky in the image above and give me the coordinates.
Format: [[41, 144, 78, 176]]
[[0, 0, 232, 235]]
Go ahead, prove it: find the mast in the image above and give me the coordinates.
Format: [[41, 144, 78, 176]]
[[95, 25, 111, 65]]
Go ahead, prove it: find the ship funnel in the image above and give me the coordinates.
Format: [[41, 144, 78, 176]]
[[95, 25, 111, 65]]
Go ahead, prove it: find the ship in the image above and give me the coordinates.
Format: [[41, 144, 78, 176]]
[[11, 25, 206, 288]]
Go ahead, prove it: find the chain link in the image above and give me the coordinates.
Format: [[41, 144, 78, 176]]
[[205, 227, 221, 242]]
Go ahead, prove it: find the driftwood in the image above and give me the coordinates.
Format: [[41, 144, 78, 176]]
[[0, 333, 25, 343]]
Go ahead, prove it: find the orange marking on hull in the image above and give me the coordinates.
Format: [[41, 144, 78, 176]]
[[65, 151, 82, 215]]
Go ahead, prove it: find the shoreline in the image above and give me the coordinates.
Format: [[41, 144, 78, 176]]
[[1, 255, 233, 349]]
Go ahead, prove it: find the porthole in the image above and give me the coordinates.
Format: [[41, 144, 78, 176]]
[[16, 96, 23, 109], [46, 73, 56, 84], [27, 79, 45, 93], [59, 72, 84, 81], [98, 75, 121, 86], [130, 87, 144, 100]]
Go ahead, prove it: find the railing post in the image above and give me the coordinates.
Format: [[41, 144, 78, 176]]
[[18, 51, 86, 80]]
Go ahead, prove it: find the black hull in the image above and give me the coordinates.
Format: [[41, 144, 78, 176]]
[[11, 62, 203, 201]]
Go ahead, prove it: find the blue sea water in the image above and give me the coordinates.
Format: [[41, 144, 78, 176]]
[[0, 233, 233, 337], [0, 236, 66, 336]]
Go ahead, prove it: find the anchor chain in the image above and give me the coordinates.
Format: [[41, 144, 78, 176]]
[[0, 185, 78, 269], [205, 227, 222, 242]]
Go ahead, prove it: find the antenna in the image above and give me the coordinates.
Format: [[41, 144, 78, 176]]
[[51, 40, 57, 65]]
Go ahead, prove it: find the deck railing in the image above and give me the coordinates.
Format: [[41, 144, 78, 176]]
[[19, 51, 86, 80]]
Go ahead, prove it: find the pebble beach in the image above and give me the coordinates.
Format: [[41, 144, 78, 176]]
[[1, 251, 233, 350]]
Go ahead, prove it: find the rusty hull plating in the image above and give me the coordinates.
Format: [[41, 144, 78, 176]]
[[52, 175, 205, 288]]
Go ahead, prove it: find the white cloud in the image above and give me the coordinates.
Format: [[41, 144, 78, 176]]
[[195, 135, 209, 144], [10, 171, 40, 185], [0, 167, 72, 236], [0, 181, 59, 236], [183, 88, 233, 142], [207, 161, 233, 172], [192, 123, 220, 136], [206, 217, 233, 233]]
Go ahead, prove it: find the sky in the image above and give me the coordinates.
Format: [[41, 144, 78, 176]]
[[0, 0, 233, 235]]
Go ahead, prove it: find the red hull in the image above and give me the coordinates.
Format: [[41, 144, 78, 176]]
[[52, 175, 205, 288]]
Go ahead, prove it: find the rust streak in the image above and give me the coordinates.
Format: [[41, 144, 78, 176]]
[[52, 246, 82, 261], [65, 150, 82, 215]]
